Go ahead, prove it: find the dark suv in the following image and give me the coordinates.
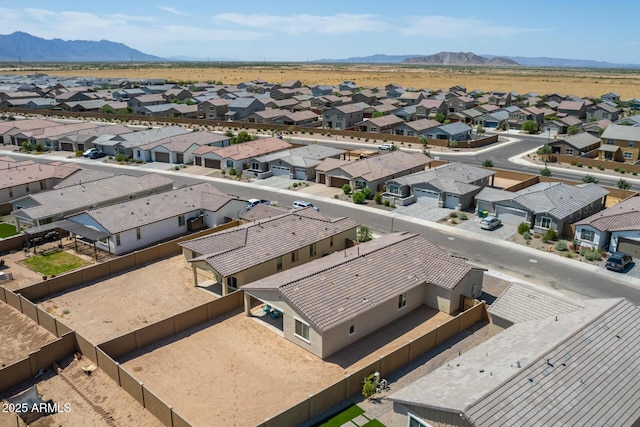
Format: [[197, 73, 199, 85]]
[[605, 252, 633, 272]]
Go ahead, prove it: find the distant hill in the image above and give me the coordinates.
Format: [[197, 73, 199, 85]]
[[0, 32, 163, 62], [315, 54, 418, 63], [402, 52, 519, 66]]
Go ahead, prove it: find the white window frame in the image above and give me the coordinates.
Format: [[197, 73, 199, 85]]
[[540, 216, 552, 229], [178, 214, 185, 227], [408, 413, 431, 427], [565, 148, 574, 156], [115, 234, 121, 246], [580, 229, 595, 242], [398, 292, 407, 309], [623, 151, 633, 159], [294, 318, 310, 343]]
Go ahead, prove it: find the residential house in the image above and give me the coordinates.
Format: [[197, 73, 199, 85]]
[[393, 119, 440, 137], [582, 118, 611, 137], [557, 100, 587, 119], [225, 97, 265, 121], [475, 110, 510, 129], [507, 106, 545, 130], [278, 110, 320, 127], [574, 194, 640, 257], [545, 93, 566, 104], [427, 122, 472, 142], [12, 122, 98, 150], [415, 99, 447, 119], [316, 151, 430, 194], [134, 131, 231, 164], [384, 162, 495, 209], [356, 115, 404, 134], [455, 108, 484, 124], [398, 91, 426, 106], [386, 84, 404, 98], [586, 102, 619, 122], [352, 90, 377, 105], [543, 115, 582, 135], [67, 183, 241, 256], [137, 103, 199, 118], [389, 297, 640, 427], [311, 95, 344, 111], [112, 88, 146, 101], [322, 104, 364, 130], [246, 144, 345, 180], [180, 208, 358, 295], [194, 137, 292, 170], [55, 90, 96, 103], [310, 85, 333, 97], [25, 98, 58, 110], [475, 182, 608, 236], [95, 125, 190, 157], [197, 98, 231, 120], [446, 96, 475, 113], [601, 92, 620, 103], [162, 88, 192, 103], [599, 124, 640, 162], [242, 232, 485, 359], [270, 88, 299, 100], [54, 124, 133, 152], [0, 119, 64, 145], [616, 115, 640, 126], [245, 109, 284, 124], [487, 92, 512, 107], [549, 132, 601, 156], [12, 173, 173, 229], [128, 94, 165, 114], [339, 81, 359, 92]]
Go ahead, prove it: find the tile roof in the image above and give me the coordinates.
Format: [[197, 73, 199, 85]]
[[53, 169, 115, 189], [558, 100, 585, 111], [18, 122, 98, 139], [314, 157, 351, 173], [554, 132, 601, 150], [389, 298, 640, 426], [601, 124, 640, 142], [438, 122, 472, 135], [0, 162, 80, 190], [180, 209, 357, 278], [360, 115, 404, 127], [403, 118, 441, 132], [193, 137, 292, 159], [390, 162, 494, 194], [243, 232, 480, 332], [14, 173, 173, 221], [575, 195, 640, 232], [75, 183, 234, 234], [488, 283, 584, 324], [333, 151, 429, 182], [238, 203, 289, 221], [138, 131, 230, 151], [253, 144, 346, 168]]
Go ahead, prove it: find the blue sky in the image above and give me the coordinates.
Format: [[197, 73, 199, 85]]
[[4, 1, 640, 63]]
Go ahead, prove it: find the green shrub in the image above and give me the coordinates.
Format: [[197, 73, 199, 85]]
[[598, 165, 605, 170], [614, 167, 620, 172], [390, 204, 396, 209], [564, 252, 574, 258], [517, 222, 530, 235], [544, 228, 558, 242], [554, 241, 568, 251], [620, 169, 626, 174], [342, 184, 351, 194], [115, 153, 128, 162], [533, 232, 542, 239], [374, 192, 383, 204], [576, 162, 583, 167], [229, 168, 236, 176], [384, 200, 390, 206], [362, 187, 372, 199], [334, 194, 339, 199], [293, 182, 299, 188], [352, 191, 366, 204], [580, 248, 603, 261], [522, 231, 531, 240], [459, 213, 468, 220], [449, 212, 458, 218], [540, 167, 552, 177]]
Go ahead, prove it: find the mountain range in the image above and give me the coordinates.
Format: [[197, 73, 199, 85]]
[[0, 32, 163, 62], [402, 52, 518, 66]]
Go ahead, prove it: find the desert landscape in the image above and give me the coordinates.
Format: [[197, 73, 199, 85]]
[[5, 63, 640, 99]]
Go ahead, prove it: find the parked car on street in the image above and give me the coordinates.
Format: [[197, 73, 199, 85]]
[[480, 216, 502, 230], [605, 252, 633, 272], [246, 199, 270, 210], [292, 200, 319, 211], [82, 147, 98, 157], [378, 143, 393, 150], [88, 150, 106, 159]]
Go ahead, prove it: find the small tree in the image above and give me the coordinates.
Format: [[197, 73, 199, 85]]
[[617, 178, 631, 190], [362, 373, 379, 398], [357, 226, 372, 242], [100, 105, 115, 114], [540, 167, 552, 177], [522, 120, 539, 134], [517, 222, 530, 235], [374, 192, 383, 204], [482, 159, 494, 167], [352, 191, 366, 204], [342, 184, 352, 194], [567, 124, 580, 136], [476, 124, 486, 135], [418, 136, 428, 147], [582, 174, 599, 184], [388, 144, 399, 152], [448, 140, 458, 148], [362, 187, 372, 199], [435, 112, 446, 123], [544, 228, 558, 242], [372, 111, 383, 118]]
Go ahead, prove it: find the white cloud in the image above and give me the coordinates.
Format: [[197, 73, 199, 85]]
[[158, 6, 188, 17], [213, 13, 387, 35], [398, 15, 545, 38]]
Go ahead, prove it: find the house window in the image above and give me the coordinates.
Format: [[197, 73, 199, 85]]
[[40, 180, 46, 190], [115, 234, 121, 246], [624, 151, 633, 159], [606, 139, 614, 145], [226, 160, 233, 168], [310, 243, 317, 257], [389, 184, 401, 195], [136, 227, 141, 240], [565, 148, 574, 156], [398, 292, 407, 309], [408, 414, 431, 427], [178, 215, 185, 226], [294, 318, 310, 342], [580, 229, 595, 242], [337, 114, 344, 120], [540, 217, 552, 229], [629, 141, 634, 147], [251, 162, 260, 170], [349, 324, 355, 335], [25, 185, 29, 192], [330, 236, 334, 248], [227, 276, 238, 290], [291, 249, 299, 262], [9, 189, 12, 198], [370, 127, 378, 132], [276, 256, 283, 270]]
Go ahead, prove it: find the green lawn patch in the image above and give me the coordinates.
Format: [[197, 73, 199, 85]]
[[363, 420, 386, 427], [316, 405, 368, 427], [22, 251, 90, 276], [0, 223, 18, 238]]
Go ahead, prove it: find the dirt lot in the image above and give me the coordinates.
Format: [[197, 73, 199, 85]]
[[0, 301, 57, 367], [0, 356, 163, 427], [14, 64, 640, 98], [120, 306, 451, 427], [38, 255, 215, 344]]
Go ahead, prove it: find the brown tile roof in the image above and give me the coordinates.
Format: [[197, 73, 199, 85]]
[[193, 137, 292, 159], [314, 157, 351, 173], [243, 232, 479, 332], [575, 195, 640, 232], [0, 162, 80, 189], [180, 209, 358, 277], [336, 151, 429, 182], [239, 203, 289, 221]]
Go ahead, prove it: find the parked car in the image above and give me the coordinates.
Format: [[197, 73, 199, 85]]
[[480, 216, 502, 230], [88, 150, 106, 159], [82, 147, 98, 157], [605, 252, 633, 272], [378, 143, 393, 150], [246, 199, 270, 210], [293, 200, 319, 211]]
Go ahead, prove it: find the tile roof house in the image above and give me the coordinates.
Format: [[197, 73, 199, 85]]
[[53, 124, 133, 153], [427, 122, 472, 142], [415, 99, 447, 119], [95, 125, 191, 157], [193, 137, 292, 171], [385, 162, 495, 209], [599, 124, 640, 163], [134, 131, 231, 164], [389, 298, 640, 427], [392, 118, 441, 137], [246, 144, 346, 180], [225, 97, 265, 121], [67, 183, 242, 256], [475, 182, 609, 236], [586, 102, 619, 122], [557, 99, 587, 119], [322, 104, 365, 130], [12, 122, 98, 149], [316, 151, 430, 194], [12, 173, 173, 228], [548, 132, 601, 156], [356, 115, 405, 133], [242, 232, 485, 358], [179, 208, 358, 295], [574, 194, 640, 256]]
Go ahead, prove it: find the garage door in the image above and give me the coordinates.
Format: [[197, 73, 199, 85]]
[[495, 206, 528, 225], [330, 177, 349, 188], [444, 194, 460, 209], [155, 152, 170, 163], [60, 142, 74, 152], [413, 188, 440, 206], [295, 168, 307, 180], [271, 165, 290, 176], [618, 238, 640, 258], [204, 158, 221, 169]]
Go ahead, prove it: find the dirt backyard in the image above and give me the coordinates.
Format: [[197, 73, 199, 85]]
[[38, 255, 215, 344], [0, 301, 57, 367]]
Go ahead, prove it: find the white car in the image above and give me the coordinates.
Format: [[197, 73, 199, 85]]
[[378, 144, 393, 150], [480, 216, 502, 230], [82, 147, 98, 157], [292, 200, 319, 211], [246, 199, 270, 210]]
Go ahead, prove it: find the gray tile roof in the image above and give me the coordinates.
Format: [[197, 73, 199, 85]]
[[103, 126, 190, 149], [14, 173, 173, 221], [389, 298, 640, 426], [253, 144, 346, 168], [575, 194, 640, 232], [75, 183, 233, 234], [488, 283, 584, 324], [180, 209, 358, 278], [138, 131, 230, 151], [1, 162, 80, 190], [53, 169, 115, 189], [438, 121, 472, 135], [243, 232, 480, 332], [554, 132, 601, 150], [390, 162, 494, 194], [601, 123, 640, 142], [333, 151, 429, 182], [238, 203, 289, 221]]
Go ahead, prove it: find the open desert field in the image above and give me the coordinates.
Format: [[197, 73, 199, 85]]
[[9, 63, 640, 98]]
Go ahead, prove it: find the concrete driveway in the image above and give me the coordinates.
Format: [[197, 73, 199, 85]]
[[454, 216, 518, 240]]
